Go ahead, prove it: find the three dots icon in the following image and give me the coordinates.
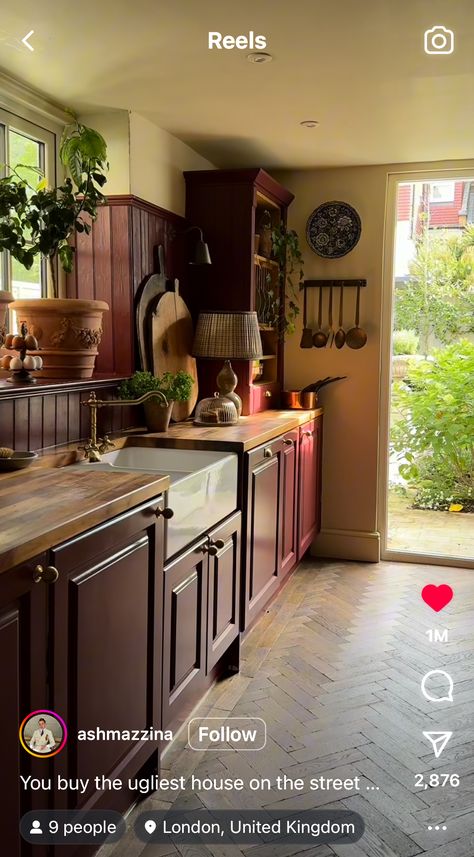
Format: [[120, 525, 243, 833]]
[[428, 825, 447, 831]]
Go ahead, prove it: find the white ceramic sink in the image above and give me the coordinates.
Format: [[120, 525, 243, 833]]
[[75, 447, 238, 559]]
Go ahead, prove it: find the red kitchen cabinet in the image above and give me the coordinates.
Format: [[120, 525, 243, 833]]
[[281, 429, 299, 579], [243, 436, 284, 628], [298, 416, 323, 559], [0, 553, 49, 857], [207, 512, 241, 672]]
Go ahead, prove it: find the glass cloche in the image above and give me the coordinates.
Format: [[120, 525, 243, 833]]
[[193, 392, 238, 426]]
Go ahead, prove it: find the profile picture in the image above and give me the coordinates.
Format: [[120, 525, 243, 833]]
[[19, 710, 67, 759]]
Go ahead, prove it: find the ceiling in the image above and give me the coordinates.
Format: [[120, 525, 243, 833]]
[[0, 0, 473, 169]]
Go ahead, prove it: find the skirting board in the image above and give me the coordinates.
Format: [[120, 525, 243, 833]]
[[311, 528, 380, 563]]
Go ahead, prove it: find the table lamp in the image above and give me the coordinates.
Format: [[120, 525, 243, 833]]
[[192, 311, 263, 417]]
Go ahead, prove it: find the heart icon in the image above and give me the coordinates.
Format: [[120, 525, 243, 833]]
[[422, 584, 453, 612]]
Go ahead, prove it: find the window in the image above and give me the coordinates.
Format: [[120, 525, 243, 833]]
[[429, 181, 455, 203], [0, 109, 56, 300]]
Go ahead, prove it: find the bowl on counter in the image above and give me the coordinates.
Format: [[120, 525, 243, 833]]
[[281, 390, 318, 410], [0, 451, 38, 471]]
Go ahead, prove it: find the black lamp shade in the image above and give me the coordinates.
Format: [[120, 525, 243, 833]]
[[190, 238, 212, 265]]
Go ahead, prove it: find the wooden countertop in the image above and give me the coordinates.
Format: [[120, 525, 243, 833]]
[[128, 408, 323, 453], [0, 468, 169, 574], [0, 408, 321, 574]]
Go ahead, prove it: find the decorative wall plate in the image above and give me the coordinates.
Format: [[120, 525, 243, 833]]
[[306, 201, 361, 258]]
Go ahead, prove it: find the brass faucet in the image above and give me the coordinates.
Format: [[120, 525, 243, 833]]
[[80, 390, 169, 462]]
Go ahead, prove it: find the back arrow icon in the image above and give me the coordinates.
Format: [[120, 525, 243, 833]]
[[21, 30, 34, 51]]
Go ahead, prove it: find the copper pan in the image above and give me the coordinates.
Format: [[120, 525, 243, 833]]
[[281, 390, 318, 410]]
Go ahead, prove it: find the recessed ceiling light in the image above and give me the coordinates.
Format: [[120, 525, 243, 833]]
[[247, 52, 273, 64], [300, 120, 319, 128]]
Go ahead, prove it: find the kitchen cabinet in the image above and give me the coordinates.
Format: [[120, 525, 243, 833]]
[[244, 436, 284, 629], [162, 536, 207, 729], [281, 429, 299, 579], [243, 415, 323, 630], [0, 553, 49, 857], [207, 512, 241, 672], [163, 512, 241, 729], [184, 168, 294, 414], [49, 497, 165, 816], [298, 416, 323, 558]]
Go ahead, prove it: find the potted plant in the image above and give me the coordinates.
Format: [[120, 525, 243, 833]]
[[118, 370, 195, 431], [0, 117, 109, 378]]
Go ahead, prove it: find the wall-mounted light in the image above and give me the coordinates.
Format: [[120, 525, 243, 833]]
[[183, 226, 212, 265]]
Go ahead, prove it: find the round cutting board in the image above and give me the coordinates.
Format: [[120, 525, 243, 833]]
[[151, 288, 198, 421]]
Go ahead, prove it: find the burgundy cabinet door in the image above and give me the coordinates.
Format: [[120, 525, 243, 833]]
[[244, 438, 283, 629], [0, 554, 49, 857], [281, 429, 299, 578], [207, 512, 241, 672], [49, 499, 164, 820], [298, 416, 323, 559], [163, 538, 208, 730]]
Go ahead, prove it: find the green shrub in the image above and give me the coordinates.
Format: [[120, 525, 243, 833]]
[[118, 370, 194, 402], [391, 341, 474, 510], [392, 329, 419, 355]]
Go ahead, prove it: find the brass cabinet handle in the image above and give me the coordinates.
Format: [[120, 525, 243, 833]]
[[33, 565, 59, 584], [264, 448, 273, 458], [303, 430, 313, 438], [283, 438, 293, 446], [155, 506, 174, 519], [264, 390, 272, 398]]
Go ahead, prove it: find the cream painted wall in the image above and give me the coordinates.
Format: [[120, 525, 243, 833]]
[[78, 110, 131, 195], [276, 159, 474, 562], [78, 110, 215, 215], [129, 113, 215, 216]]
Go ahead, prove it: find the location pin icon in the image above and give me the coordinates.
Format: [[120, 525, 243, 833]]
[[145, 820, 156, 835]]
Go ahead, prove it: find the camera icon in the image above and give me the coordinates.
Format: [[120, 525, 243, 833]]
[[424, 25, 454, 55]]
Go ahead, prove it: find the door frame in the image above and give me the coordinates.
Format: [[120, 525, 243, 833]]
[[379, 166, 474, 568]]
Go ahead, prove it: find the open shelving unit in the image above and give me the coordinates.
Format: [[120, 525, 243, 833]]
[[184, 168, 294, 414]]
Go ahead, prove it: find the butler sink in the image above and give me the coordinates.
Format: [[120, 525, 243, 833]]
[[75, 447, 238, 559]]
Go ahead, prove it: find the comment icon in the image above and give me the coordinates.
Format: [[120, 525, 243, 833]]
[[421, 670, 454, 702]]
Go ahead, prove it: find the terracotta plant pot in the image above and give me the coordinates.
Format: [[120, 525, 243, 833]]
[[9, 298, 109, 380], [144, 401, 174, 432], [0, 291, 14, 348]]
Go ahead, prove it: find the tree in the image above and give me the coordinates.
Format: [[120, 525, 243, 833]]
[[394, 230, 474, 354]]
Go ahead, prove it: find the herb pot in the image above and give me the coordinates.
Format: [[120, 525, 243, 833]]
[[144, 401, 174, 432]]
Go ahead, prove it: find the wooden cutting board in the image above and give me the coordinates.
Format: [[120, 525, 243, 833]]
[[151, 287, 198, 421], [135, 245, 170, 371]]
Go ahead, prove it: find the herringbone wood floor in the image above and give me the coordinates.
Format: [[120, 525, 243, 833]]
[[104, 559, 474, 857]]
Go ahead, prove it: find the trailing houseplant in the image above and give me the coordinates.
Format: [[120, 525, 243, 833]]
[[0, 117, 110, 378], [118, 371, 195, 431], [271, 225, 304, 338]]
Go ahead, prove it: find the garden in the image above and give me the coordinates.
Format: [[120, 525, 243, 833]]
[[390, 227, 474, 524]]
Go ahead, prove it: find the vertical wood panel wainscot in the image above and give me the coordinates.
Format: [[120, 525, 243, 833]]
[[67, 196, 190, 377], [0, 379, 140, 452]]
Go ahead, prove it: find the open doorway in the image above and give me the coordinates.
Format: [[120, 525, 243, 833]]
[[381, 175, 474, 565]]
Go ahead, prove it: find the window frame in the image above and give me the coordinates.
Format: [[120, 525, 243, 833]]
[[0, 107, 58, 299]]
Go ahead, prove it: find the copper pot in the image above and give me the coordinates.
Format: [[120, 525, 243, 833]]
[[281, 390, 318, 410]]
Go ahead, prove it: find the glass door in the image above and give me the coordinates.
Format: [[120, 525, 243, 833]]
[[381, 176, 474, 565]]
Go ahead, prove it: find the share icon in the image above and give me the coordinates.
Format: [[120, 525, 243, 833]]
[[423, 731, 453, 758]]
